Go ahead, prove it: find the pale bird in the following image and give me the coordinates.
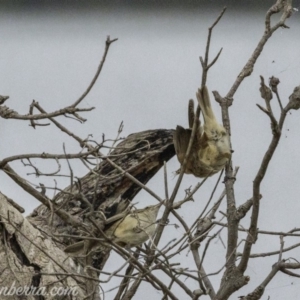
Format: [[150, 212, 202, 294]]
[[173, 86, 231, 177], [64, 203, 162, 256]]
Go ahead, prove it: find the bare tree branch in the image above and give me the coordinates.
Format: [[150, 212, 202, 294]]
[[226, 0, 293, 99]]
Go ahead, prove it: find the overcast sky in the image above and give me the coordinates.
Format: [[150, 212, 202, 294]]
[[1, 2, 300, 299]]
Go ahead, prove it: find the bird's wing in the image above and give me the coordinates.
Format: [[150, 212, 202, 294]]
[[173, 125, 192, 164], [188, 99, 195, 129], [188, 99, 201, 129], [105, 218, 124, 237]]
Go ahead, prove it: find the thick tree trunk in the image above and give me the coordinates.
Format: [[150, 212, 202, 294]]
[[0, 129, 175, 299]]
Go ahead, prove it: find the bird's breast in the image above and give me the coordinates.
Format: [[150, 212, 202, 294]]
[[192, 136, 231, 177], [113, 214, 157, 247]]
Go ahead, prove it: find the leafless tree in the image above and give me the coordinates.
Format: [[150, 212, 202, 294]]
[[0, 1, 299, 299]]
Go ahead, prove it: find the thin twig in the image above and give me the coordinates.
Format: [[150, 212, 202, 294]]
[[71, 36, 118, 108]]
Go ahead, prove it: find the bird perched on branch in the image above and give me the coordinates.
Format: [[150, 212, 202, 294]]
[[64, 202, 162, 256], [173, 86, 231, 177]]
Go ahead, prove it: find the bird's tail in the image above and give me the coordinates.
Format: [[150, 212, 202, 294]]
[[64, 239, 109, 257], [64, 241, 85, 256], [196, 86, 217, 125]]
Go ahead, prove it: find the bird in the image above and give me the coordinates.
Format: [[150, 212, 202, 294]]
[[64, 202, 162, 256], [173, 86, 231, 178]]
